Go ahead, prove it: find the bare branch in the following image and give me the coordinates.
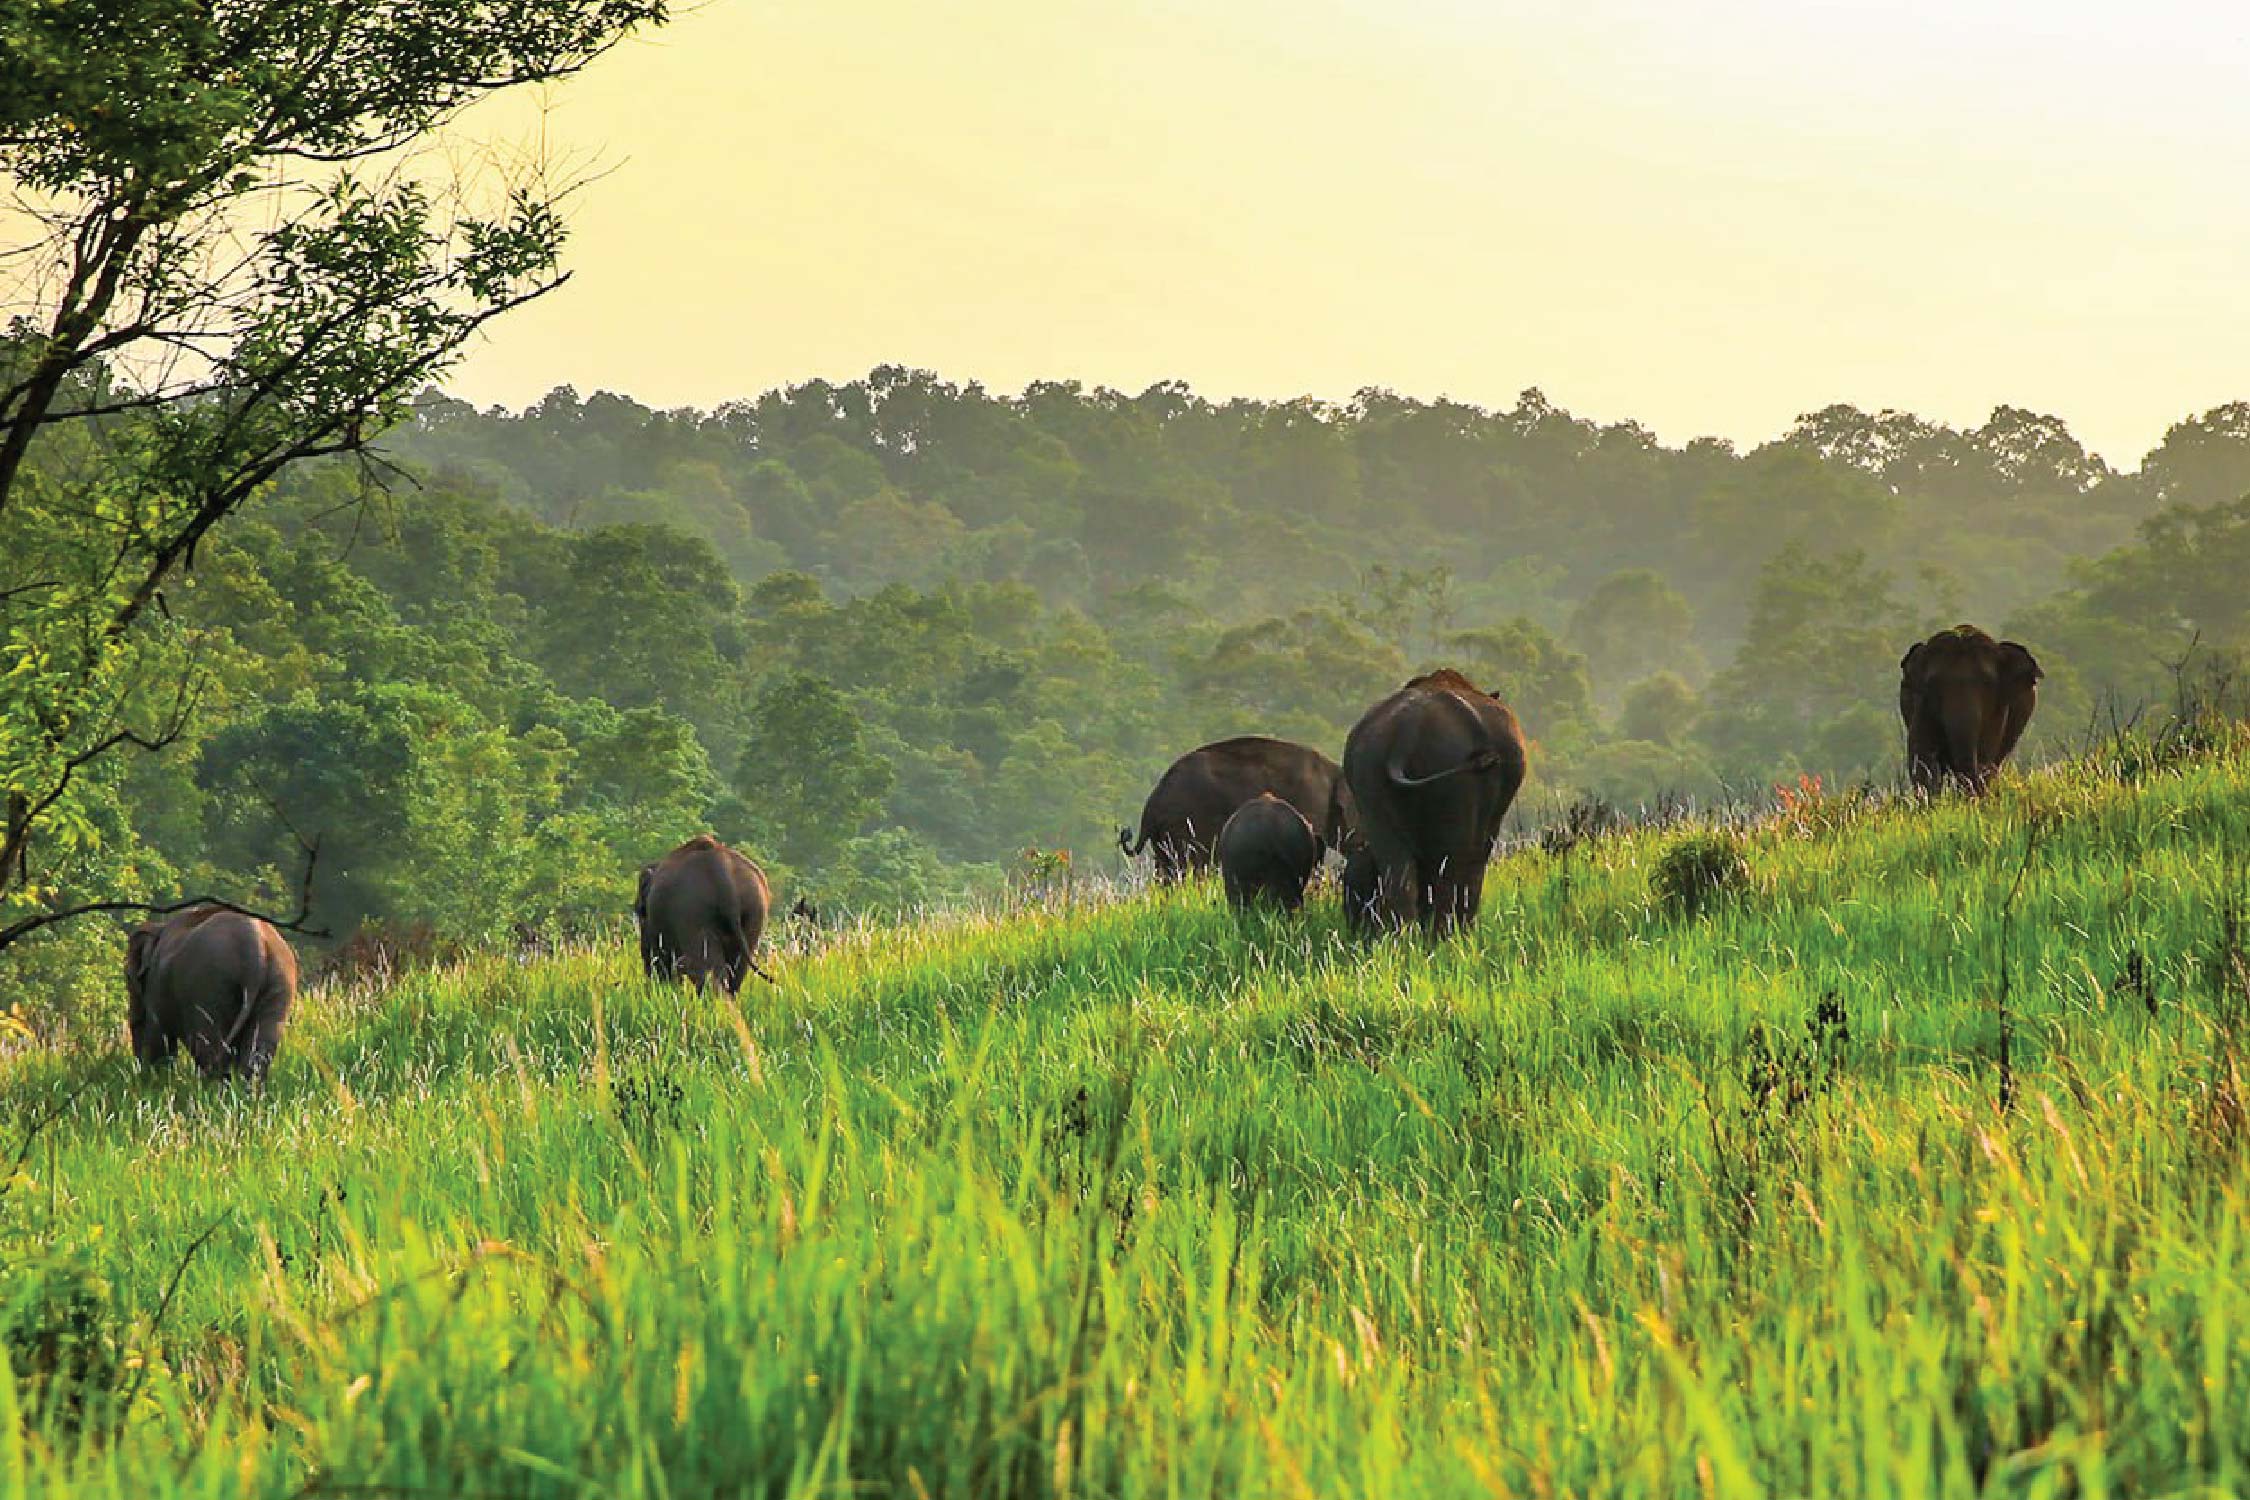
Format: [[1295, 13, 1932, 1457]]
[[117, 1212, 233, 1414], [0, 1075, 103, 1202], [108, 272, 571, 638], [0, 836, 329, 953]]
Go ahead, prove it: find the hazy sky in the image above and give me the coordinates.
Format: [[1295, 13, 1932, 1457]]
[[446, 0, 2250, 464]]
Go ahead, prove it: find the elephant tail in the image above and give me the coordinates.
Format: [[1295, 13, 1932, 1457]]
[[724, 903, 774, 988], [1118, 824, 1150, 857], [222, 974, 276, 1056], [1387, 748, 1506, 788]]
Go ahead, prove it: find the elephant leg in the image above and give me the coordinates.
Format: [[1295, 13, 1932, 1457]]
[[1375, 858, 1420, 932], [1905, 716, 1947, 794], [233, 1001, 289, 1083], [1940, 694, 1988, 794], [669, 928, 716, 990], [182, 998, 238, 1080], [1988, 693, 2034, 775], [1419, 855, 1458, 938], [133, 1018, 176, 1069], [720, 938, 755, 996], [1430, 854, 1489, 937]]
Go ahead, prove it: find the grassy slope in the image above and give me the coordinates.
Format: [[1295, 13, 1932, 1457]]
[[3, 751, 2250, 1497]]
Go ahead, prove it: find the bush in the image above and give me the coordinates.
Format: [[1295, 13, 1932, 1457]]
[[1539, 797, 1625, 857], [1652, 830, 1751, 917], [1, 1249, 121, 1438], [314, 920, 464, 988], [2099, 711, 2249, 785]]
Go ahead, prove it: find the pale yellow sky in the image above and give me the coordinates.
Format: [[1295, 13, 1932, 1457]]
[[446, 0, 2250, 464]]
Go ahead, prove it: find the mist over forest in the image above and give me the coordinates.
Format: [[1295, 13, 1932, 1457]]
[[12, 362, 2250, 1019]]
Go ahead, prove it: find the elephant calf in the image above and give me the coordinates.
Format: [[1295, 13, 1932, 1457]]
[[1217, 794, 1322, 912], [1899, 625, 2042, 793], [126, 906, 298, 1081], [636, 835, 772, 995]]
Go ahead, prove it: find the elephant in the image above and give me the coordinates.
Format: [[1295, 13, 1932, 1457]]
[[1341, 669, 1529, 937], [1899, 625, 2042, 794], [1119, 736, 1348, 882], [635, 835, 772, 994], [1217, 793, 1323, 911], [1338, 844, 1381, 935], [125, 906, 298, 1081]]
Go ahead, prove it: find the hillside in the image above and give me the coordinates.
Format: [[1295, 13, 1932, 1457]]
[[14, 366, 2250, 1037], [4, 739, 2250, 1496]]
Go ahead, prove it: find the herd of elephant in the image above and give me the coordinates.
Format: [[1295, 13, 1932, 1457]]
[[119, 624, 2040, 1083]]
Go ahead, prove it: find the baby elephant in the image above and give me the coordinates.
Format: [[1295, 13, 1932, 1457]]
[[1217, 794, 1323, 912], [125, 906, 299, 1081]]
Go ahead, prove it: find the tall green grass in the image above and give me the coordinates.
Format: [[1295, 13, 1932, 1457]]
[[3, 750, 2249, 1496]]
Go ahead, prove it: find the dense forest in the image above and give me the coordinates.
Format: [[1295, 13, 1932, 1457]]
[[9, 362, 2250, 1028]]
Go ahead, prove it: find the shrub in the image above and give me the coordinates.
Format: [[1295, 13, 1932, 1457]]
[[1652, 830, 1751, 916], [1, 1249, 121, 1439], [1539, 797, 1625, 858], [314, 920, 464, 988]]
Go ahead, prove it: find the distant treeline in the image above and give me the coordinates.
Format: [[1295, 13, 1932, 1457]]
[[10, 370, 2250, 1025]]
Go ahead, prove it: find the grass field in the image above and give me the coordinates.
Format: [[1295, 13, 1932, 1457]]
[[3, 745, 2249, 1497]]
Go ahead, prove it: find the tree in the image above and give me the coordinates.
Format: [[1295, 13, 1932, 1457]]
[[1441, 619, 1596, 752], [2142, 403, 2250, 510], [1970, 406, 2110, 497], [196, 694, 417, 939], [0, 0, 668, 951], [1686, 445, 1898, 620], [1571, 739, 1720, 809], [1696, 547, 1914, 780], [536, 524, 742, 742], [732, 673, 895, 871], [1186, 608, 1406, 743], [821, 828, 957, 917], [1566, 570, 1705, 697], [1618, 671, 1701, 748], [2009, 496, 2250, 728]]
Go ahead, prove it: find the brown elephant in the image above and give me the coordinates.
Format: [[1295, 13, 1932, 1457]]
[[1119, 736, 1348, 882], [125, 906, 298, 1081], [1899, 625, 2041, 793], [1217, 794, 1323, 912], [1342, 669, 1529, 936], [636, 835, 772, 994]]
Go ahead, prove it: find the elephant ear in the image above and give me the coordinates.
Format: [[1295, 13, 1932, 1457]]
[[1997, 641, 2043, 689], [125, 923, 161, 1005]]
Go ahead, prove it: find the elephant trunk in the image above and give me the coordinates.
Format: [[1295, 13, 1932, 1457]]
[[1940, 684, 1988, 790]]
